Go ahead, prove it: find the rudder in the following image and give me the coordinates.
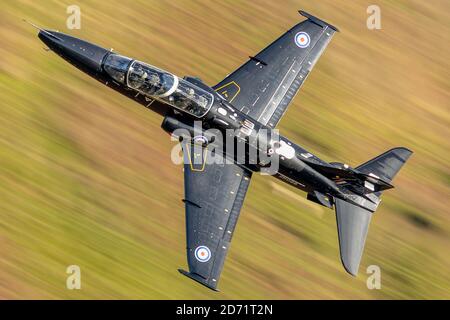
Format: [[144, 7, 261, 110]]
[[335, 199, 373, 276]]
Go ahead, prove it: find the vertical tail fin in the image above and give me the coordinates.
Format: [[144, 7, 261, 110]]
[[335, 147, 412, 276], [335, 199, 373, 276]]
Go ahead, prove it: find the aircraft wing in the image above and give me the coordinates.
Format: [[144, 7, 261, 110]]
[[178, 142, 252, 291], [213, 11, 338, 128]]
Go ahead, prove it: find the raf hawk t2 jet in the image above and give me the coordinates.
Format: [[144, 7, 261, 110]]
[[32, 11, 412, 291]]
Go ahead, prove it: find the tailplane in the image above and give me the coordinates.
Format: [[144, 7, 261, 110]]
[[356, 147, 413, 189], [335, 147, 412, 276]]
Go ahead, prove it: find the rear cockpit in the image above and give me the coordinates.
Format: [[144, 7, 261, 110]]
[[103, 54, 213, 117], [127, 60, 176, 96]]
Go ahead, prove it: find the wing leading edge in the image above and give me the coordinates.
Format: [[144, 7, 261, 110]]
[[179, 142, 252, 291], [213, 11, 338, 128]]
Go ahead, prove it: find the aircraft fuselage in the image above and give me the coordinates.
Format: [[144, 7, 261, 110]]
[[32, 11, 413, 288], [38, 29, 350, 207]]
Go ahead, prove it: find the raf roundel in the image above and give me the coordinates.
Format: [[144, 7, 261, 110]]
[[194, 246, 211, 262], [294, 32, 310, 48]]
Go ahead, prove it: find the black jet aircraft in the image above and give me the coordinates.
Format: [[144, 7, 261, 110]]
[[30, 11, 412, 291]]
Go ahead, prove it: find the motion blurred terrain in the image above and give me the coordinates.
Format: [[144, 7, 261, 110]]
[[1, 0, 449, 299]]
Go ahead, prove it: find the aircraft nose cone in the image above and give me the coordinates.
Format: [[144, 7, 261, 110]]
[[38, 30, 110, 74]]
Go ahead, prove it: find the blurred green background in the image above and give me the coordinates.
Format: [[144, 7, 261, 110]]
[[1, 0, 449, 299]]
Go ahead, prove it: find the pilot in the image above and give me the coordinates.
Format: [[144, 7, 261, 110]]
[[148, 73, 159, 85], [198, 96, 207, 108], [144, 72, 162, 94]]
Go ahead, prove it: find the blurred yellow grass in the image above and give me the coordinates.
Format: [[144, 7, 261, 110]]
[[0, 0, 449, 299]]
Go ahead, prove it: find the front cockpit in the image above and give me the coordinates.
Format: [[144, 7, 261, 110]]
[[103, 54, 132, 84], [103, 54, 213, 118]]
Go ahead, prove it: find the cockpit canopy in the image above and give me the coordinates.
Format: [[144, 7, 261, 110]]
[[103, 54, 132, 84], [127, 61, 175, 97], [103, 54, 213, 118]]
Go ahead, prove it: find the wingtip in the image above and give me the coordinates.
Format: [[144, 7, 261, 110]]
[[394, 146, 414, 155], [178, 269, 220, 292], [298, 10, 340, 32]]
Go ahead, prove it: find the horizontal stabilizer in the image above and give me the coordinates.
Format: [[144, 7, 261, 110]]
[[356, 147, 412, 183], [335, 198, 373, 276]]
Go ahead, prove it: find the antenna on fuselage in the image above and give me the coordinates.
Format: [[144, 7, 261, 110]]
[[22, 19, 63, 42]]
